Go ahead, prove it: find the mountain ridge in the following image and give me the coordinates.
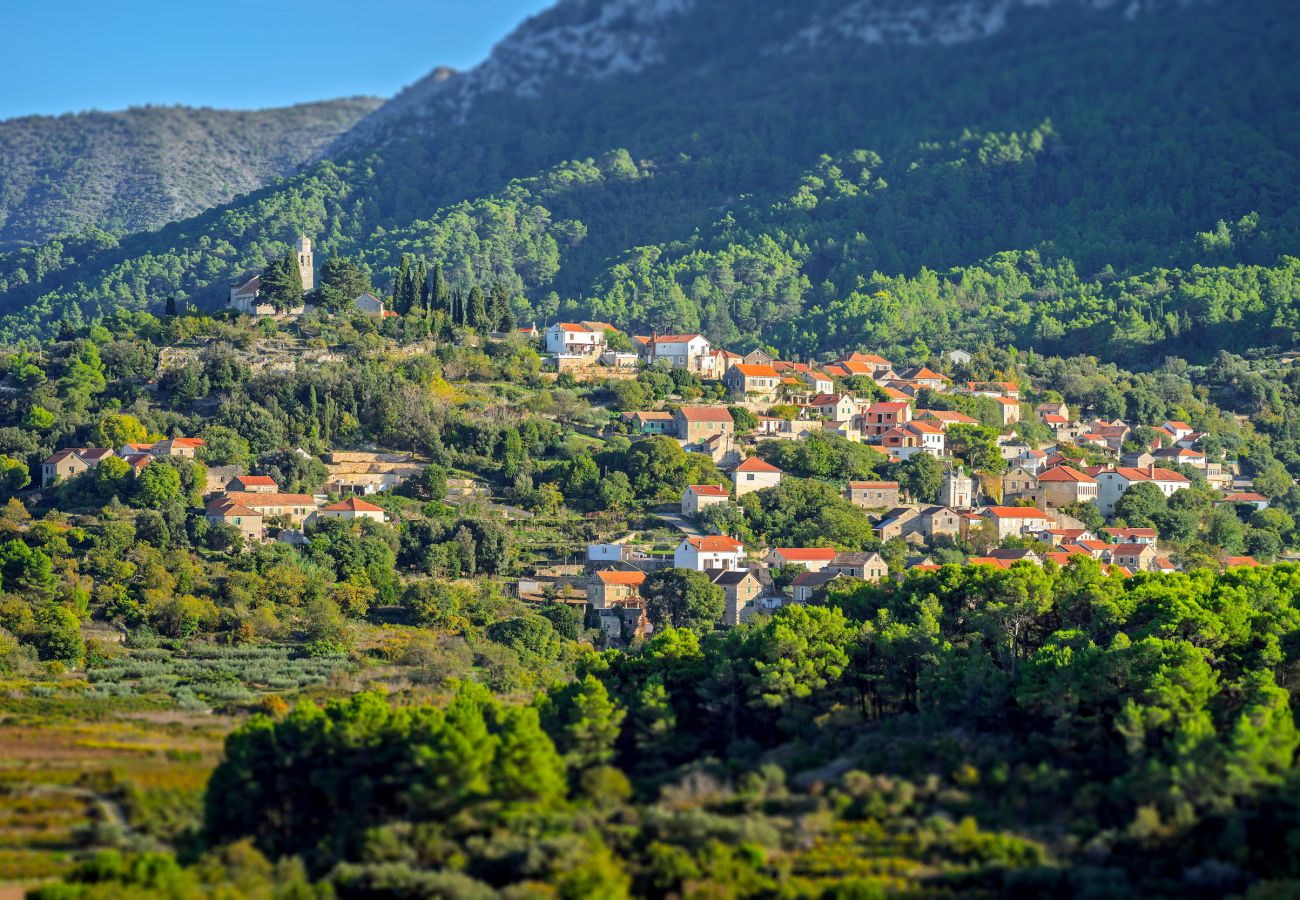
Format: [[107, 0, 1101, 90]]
[[0, 96, 383, 250]]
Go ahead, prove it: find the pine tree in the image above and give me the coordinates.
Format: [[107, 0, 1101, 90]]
[[164, 295, 177, 317]]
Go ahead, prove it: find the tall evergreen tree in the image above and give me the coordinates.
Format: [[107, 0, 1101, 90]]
[[393, 255, 413, 314], [412, 260, 428, 316], [260, 250, 304, 313], [467, 286, 487, 330], [429, 263, 450, 315], [491, 284, 516, 331]]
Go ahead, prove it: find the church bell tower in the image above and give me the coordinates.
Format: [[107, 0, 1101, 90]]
[[296, 235, 315, 292]]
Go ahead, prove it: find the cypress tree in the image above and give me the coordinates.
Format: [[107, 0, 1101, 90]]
[[394, 255, 412, 314], [492, 284, 516, 331], [468, 287, 487, 330], [430, 263, 450, 314], [413, 261, 428, 315]]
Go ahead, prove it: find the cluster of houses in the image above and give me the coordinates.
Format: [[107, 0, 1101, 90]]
[[576, 341, 1268, 642], [40, 433, 390, 546], [41, 437, 206, 487], [203, 474, 386, 544]]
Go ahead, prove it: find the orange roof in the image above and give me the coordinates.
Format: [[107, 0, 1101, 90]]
[[732, 363, 780, 378], [1224, 556, 1260, 568], [848, 481, 899, 489], [677, 406, 734, 423], [653, 333, 704, 344], [235, 475, 278, 486], [212, 491, 317, 508], [843, 352, 891, 366], [1037, 465, 1096, 483], [1105, 527, 1156, 539], [911, 563, 941, 573], [909, 367, 948, 381], [687, 536, 744, 552], [922, 410, 979, 423], [984, 506, 1051, 519], [773, 548, 837, 562], [735, 457, 781, 473], [688, 484, 729, 497], [209, 502, 261, 518], [1223, 492, 1268, 502], [555, 322, 592, 331], [881, 387, 910, 400], [322, 497, 384, 513], [596, 569, 646, 586], [968, 557, 1016, 569]]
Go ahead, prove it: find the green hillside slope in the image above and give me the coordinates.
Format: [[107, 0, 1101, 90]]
[[0, 0, 1296, 366]]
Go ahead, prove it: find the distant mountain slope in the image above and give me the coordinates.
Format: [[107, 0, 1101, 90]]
[[0, 97, 383, 249]]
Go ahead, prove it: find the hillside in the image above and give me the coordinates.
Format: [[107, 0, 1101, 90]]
[[0, 97, 383, 249], [0, 0, 1297, 368]]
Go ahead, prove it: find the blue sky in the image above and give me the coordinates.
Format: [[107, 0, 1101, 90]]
[[3, 0, 553, 119]]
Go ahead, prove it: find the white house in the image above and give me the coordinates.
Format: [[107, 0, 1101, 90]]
[[674, 535, 745, 571], [984, 506, 1053, 540], [546, 323, 606, 356], [682, 484, 730, 516], [732, 456, 783, 496], [767, 547, 837, 572], [646, 334, 713, 374], [1092, 465, 1190, 516]]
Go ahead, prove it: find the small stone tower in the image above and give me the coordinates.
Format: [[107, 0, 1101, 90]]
[[296, 235, 315, 292], [939, 466, 974, 509]]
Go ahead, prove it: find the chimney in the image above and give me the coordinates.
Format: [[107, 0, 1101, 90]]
[[1147, 463, 1156, 478]]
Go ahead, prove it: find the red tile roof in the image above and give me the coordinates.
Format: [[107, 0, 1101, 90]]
[[984, 506, 1051, 519], [1037, 465, 1097, 483], [731, 363, 780, 378], [596, 569, 646, 586], [688, 484, 729, 497], [773, 548, 837, 562], [322, 497, 384, 513], [687, 536, 744, 552], [676, 406, 734, 423], [735, 457, 782, 473]]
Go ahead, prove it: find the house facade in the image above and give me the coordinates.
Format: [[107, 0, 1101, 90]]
[[732, 456, 782, 496], [682, 484, 729, 516], [846, 481, 900, 509], [724, 363, 782, 402], [674, 536, 745, 571]]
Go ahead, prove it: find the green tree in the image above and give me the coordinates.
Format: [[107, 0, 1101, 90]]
[[643, 569, 725, 633], [259, 249, 304, 313], [31, 603, 84, 665]]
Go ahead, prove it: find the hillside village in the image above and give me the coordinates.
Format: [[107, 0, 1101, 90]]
[[27, 263, 1281, 647]]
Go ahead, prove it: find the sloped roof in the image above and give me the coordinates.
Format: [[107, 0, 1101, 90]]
[[734, 457, 781, 473], [773, 547, 837, 562], [686, 536, 744, 552], [688, 484, 729, 497], [731, 363, 780, 378], [1037, 465, 1096, 484], [596, 569, 646, 585], [676, 406, 733, 423], [984, 506, 1051, 519], [322, 497, 384, 513]]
